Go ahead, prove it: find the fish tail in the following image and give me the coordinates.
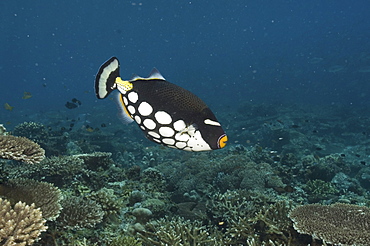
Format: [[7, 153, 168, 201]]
[[95, 57, 120, 99]]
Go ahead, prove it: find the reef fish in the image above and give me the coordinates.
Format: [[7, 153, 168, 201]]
[[4, 103, 14, 111], [22, 91, 32, 99], [95, 57, 227, 151]]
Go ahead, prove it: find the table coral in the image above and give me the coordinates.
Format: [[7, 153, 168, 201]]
[[289, 203, 370, 245], [0, 135, 45, 164]]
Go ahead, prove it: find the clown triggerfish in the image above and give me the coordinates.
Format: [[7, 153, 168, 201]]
[[95, 57, 227, 151]]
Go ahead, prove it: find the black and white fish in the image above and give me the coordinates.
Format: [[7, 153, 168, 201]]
[[95, 57, 227, 151]]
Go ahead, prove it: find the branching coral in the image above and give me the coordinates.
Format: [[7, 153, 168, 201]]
[[304, 179, 338, 202], [207, 189, 257, 223], [0, 135, 45, 164], [289, 203, 370, 245], [250, 201, 294, 244], [13, 122, 49, 145], [57, 195, 104, 229], [137, 216, 222, 245], [0, 197, 47, 246], [108, 235, 142, 246], [87, 187, 123, 217], [0, 178, 62, 221]]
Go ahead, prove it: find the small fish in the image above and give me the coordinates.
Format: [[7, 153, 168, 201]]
[[95, 57, 228, 151], [85, 126, 95, 132], [72, 98, 82, 105], [22, 91, 32, 99], [65, 101, 78, 109], [4, 103, 14, 111], [65, 98, 81, 109]]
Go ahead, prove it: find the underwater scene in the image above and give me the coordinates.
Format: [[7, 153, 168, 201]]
[[1, 1, 370, 245]]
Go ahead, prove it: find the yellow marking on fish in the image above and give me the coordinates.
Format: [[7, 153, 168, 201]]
[[115, 77, 133, 91]]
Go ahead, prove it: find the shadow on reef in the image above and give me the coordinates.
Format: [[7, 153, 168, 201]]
[[1, 103, 370, 245]]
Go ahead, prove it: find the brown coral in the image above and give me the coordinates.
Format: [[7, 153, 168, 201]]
[[289, 203, 370, 245], [57, 195, 104, 229], [137, 216, 223, 245], [0, 197, 47, 246], [0, 178, 62, 221], [0, 135, 45, 164]]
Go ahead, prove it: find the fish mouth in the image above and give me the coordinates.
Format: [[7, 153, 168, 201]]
[[217, 134, 228, 149]]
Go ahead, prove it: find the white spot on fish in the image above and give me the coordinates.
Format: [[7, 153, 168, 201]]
[[173, 120, 186, 131], [134, 115, 141, 124], [128, 91, 139, 103], [162, 138, 175, 145], [159, 126, 175, 137], [148, 131, 161, 139], [127, 105, 136, 115], [138, 101, 153, 116], [204, 119, 221, 126], [155, 111, 172, 125], [175, 142, 187, 149], [143, 119, 156, 130]]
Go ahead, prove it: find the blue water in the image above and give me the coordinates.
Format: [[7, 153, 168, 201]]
[[1, 0, 370, 125]]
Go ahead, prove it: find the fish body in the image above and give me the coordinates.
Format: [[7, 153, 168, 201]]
[[4, 103, 14, 111], [95, 57, 227, 151], [22, 91, 32, 99]]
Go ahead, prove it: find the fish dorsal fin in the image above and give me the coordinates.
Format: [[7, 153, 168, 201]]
[[130, 74, 143, 81], [130, 68, 166, 81], [148, 68, 165, 80]]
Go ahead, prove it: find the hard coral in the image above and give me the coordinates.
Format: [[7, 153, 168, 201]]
[[87, 187, 123, 216], [289, 203, 370, 245], [137, 216, 222, 245], [0, 135, 45, 164], [0, 197, 47, 246], [0, 178, 62, 221], [57, 195, 104, 229]]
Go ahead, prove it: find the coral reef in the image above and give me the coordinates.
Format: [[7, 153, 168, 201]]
[[13, 122, 49, 145], [0, 178, 62, 221], [87, 187, 123, 217], [108, 235, 142, 246], [0, 124, 8, 136], [12, 121, 67, 156], [303, 179, 338, 202], [0, 135, 45, 164], [0, 197, 47, 246], [2, 103, 370, 245], [56, 195, 104, 229], [137, 216, 223, 245], [289, 203, 370, 245]]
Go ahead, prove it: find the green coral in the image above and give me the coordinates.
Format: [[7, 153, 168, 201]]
[[304, 179, 338, 202], [88, 187, 123, 217], [108, 235, 142, 246], [137, 216, 223, 245]]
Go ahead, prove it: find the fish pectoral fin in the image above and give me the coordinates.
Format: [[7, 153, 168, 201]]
[[180, 124, 198, 137]]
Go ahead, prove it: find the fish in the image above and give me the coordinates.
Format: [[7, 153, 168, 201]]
[[22, 91, 32, 99], [65, 98, 81, 109], [65, 101, 78, 109], [4, 103, 14, 111], [95, 57, 228, 151], [71, 98, 82, 105]]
